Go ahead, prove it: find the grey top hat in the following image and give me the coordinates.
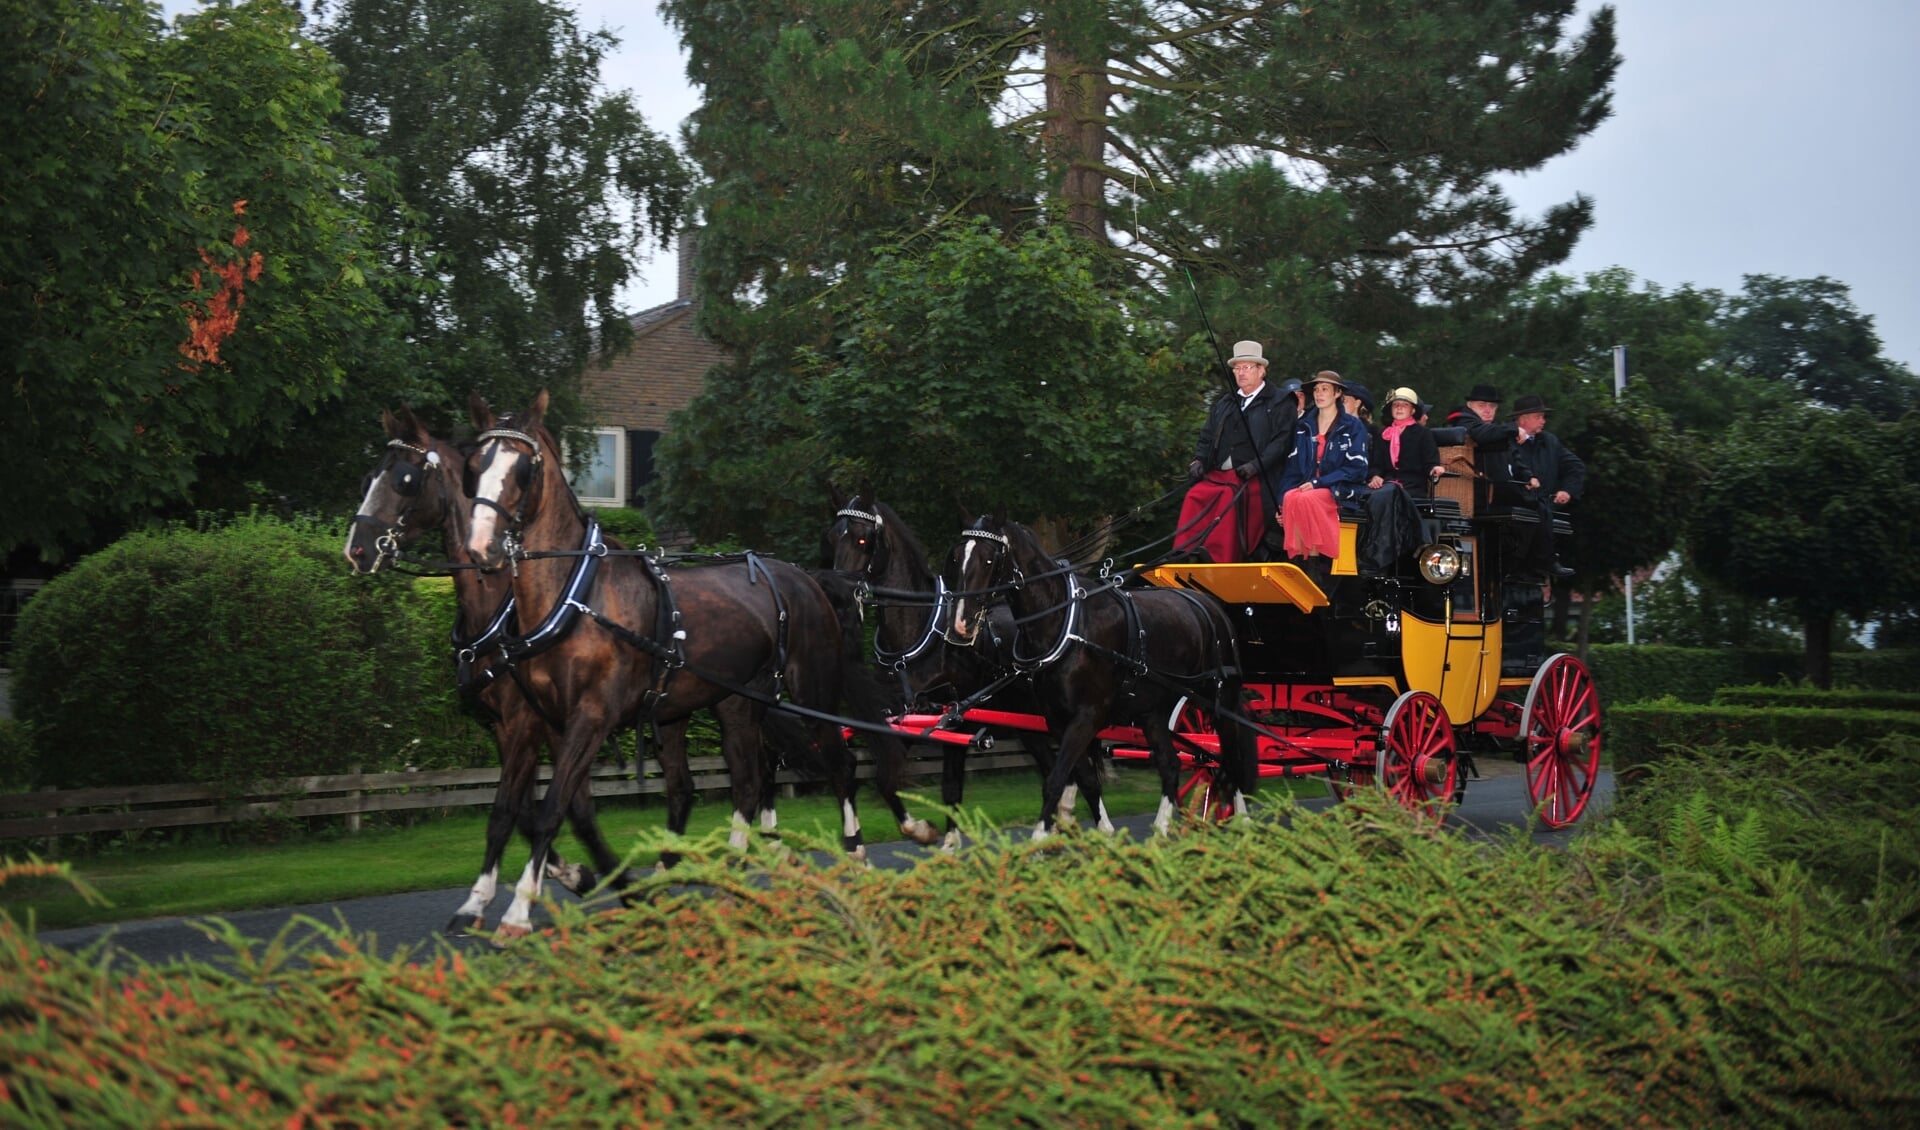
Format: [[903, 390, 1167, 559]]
[[1229, 340, 1269, 367]]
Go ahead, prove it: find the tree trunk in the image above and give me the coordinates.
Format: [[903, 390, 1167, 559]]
[[1803, 610, 1834, 689], [1043, 42, 1111, 245]]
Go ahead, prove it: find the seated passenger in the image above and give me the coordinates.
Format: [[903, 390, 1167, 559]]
[[1360, 386, 1442, 572], [1367, 386, 1443, 493], [1445, 382, 1501, 430], [1277, 371, 1370, 575]]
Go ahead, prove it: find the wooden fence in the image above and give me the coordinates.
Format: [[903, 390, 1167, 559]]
[[0, 744, 1034, 841]]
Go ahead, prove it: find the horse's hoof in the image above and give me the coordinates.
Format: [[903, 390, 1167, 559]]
[[903, 818, 939, 846], [940, 830, 962, 854], [446, 915, 485, 936], [491, 923, 533, 947]]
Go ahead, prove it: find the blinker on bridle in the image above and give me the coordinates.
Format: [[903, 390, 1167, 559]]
[[355, 438, 445, 568]]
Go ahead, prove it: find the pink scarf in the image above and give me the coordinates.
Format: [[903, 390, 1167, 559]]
[[1382, 419, 1411, 466]]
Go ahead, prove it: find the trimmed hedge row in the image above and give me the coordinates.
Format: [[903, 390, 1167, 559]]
[[9, 516, 491, 793], [1712, 685, 1920, 713], [1610, 700, 1920, 778], [1579, 644, 1920, 706]]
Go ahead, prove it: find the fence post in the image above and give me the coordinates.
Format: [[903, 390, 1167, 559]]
[[345, 763, 362, 835]]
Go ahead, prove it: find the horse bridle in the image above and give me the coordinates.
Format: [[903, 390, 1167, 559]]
[[471, 426, 545, 554], [833, 503, 889, 580], [354, 438, 444, 569]]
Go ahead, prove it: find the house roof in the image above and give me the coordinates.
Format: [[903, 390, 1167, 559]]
[[628, 298, 692, 337]]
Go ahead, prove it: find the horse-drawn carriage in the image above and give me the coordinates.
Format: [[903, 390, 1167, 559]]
[[348, 391, 1599, 941], [848, 434, 1602, 833]]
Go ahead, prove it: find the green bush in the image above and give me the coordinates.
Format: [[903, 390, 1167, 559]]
[[1610, 699, 1920, 777], [4, 800, 1914, 1125], [1582, 644, 1920, 705], [591, 506, 656, 549], [11, 515, 486, 792], [0, 718, 31, 792], [1713, 685, 1920, 713]]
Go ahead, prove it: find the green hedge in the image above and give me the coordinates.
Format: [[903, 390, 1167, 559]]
[[1712, 685, 1920, 713], [10, 516, 489, 793], [1610, 700, 1920, 777], [1580, 645, 1920, 705]]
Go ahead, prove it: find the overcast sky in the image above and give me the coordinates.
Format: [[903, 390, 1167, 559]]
[[586, 0, 1919, 373]]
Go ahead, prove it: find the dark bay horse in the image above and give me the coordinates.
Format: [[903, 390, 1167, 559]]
[[344, 407, 626, 932], [946, 517, 1253, 838], [466, 391, 925, 939], [827, 496, 1107, 846]]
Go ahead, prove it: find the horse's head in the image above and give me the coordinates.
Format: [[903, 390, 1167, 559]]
[[828, 495, 890, 578], [945, 514, 1016, 644], [465, 389, 554, 571], [344, 407, 462, 574]]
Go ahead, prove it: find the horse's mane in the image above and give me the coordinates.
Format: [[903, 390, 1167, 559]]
[[871, 499, 932, 574]]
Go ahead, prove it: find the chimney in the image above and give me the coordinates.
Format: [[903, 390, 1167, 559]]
[[676, 229, 699, 303]]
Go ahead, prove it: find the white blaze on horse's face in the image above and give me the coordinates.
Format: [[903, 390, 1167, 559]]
[[951, 539, 980, 642], [466, 440, 518, 561]]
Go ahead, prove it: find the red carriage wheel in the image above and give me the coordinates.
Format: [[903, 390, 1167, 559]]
[[1377, 690, 1458, 819], [1166, 697, 1236, 824], [1520, 654, 1602, 828]]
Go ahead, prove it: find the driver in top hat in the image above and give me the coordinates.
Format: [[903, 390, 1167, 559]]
[[1178, 340, 1299, 562]]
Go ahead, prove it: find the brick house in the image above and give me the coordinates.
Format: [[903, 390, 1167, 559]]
[[572, 234, 728, 509]]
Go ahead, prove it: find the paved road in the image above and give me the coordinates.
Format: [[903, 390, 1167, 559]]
[[34, 764, 1612, 968]]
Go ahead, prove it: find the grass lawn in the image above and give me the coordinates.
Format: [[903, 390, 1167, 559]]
[[6, 766, 1324, 932]]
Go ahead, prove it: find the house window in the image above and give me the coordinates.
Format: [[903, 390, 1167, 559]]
[[566, 427, 626, 508]]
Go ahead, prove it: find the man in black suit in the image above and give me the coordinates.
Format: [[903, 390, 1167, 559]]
[[1485, 394, 1585, 581], [1178, 340, 1299, 561]]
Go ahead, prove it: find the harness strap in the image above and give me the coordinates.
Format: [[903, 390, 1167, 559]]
[[498, 518, 606, 664], [744, 552, 790, 701]]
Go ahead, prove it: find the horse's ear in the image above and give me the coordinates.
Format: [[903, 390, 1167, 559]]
[[395, 404, 427, 442], [468, 390, 493, 431], [381, 408, 402, 439], [829, 482, 848, 510], [525, 388, 550, 429]]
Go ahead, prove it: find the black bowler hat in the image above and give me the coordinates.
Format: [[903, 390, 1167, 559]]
[[1507, 394, 1552, 417], [1466, 383, 1501, 403]]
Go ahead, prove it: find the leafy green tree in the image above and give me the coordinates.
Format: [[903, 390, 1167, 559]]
[[807, 219, 1192, 544], [1, 0, 400, 560], [1723, 275, 1920, 418], [654, 0, 1619, 546], [310, 0, 692, 420], [1494, 269, 1790, 443], [1690, 406, 1920, 687], [1561, 397, 1704, 653]]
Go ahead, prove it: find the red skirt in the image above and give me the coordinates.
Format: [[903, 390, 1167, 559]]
[[1175, 471, 1265, 563], [1281, 487, 1341, 559]]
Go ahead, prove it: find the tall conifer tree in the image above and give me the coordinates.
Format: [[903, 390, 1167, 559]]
[[656, 0, 1617, 548]]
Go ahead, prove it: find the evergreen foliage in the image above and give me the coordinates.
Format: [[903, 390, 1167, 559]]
[[654, 0, 1620, 547], [4, 794, 1914, 1124]]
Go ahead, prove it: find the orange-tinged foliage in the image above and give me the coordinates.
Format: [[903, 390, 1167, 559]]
[[179, 203, 266, 370], [2, 797, 1915, 1127]]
